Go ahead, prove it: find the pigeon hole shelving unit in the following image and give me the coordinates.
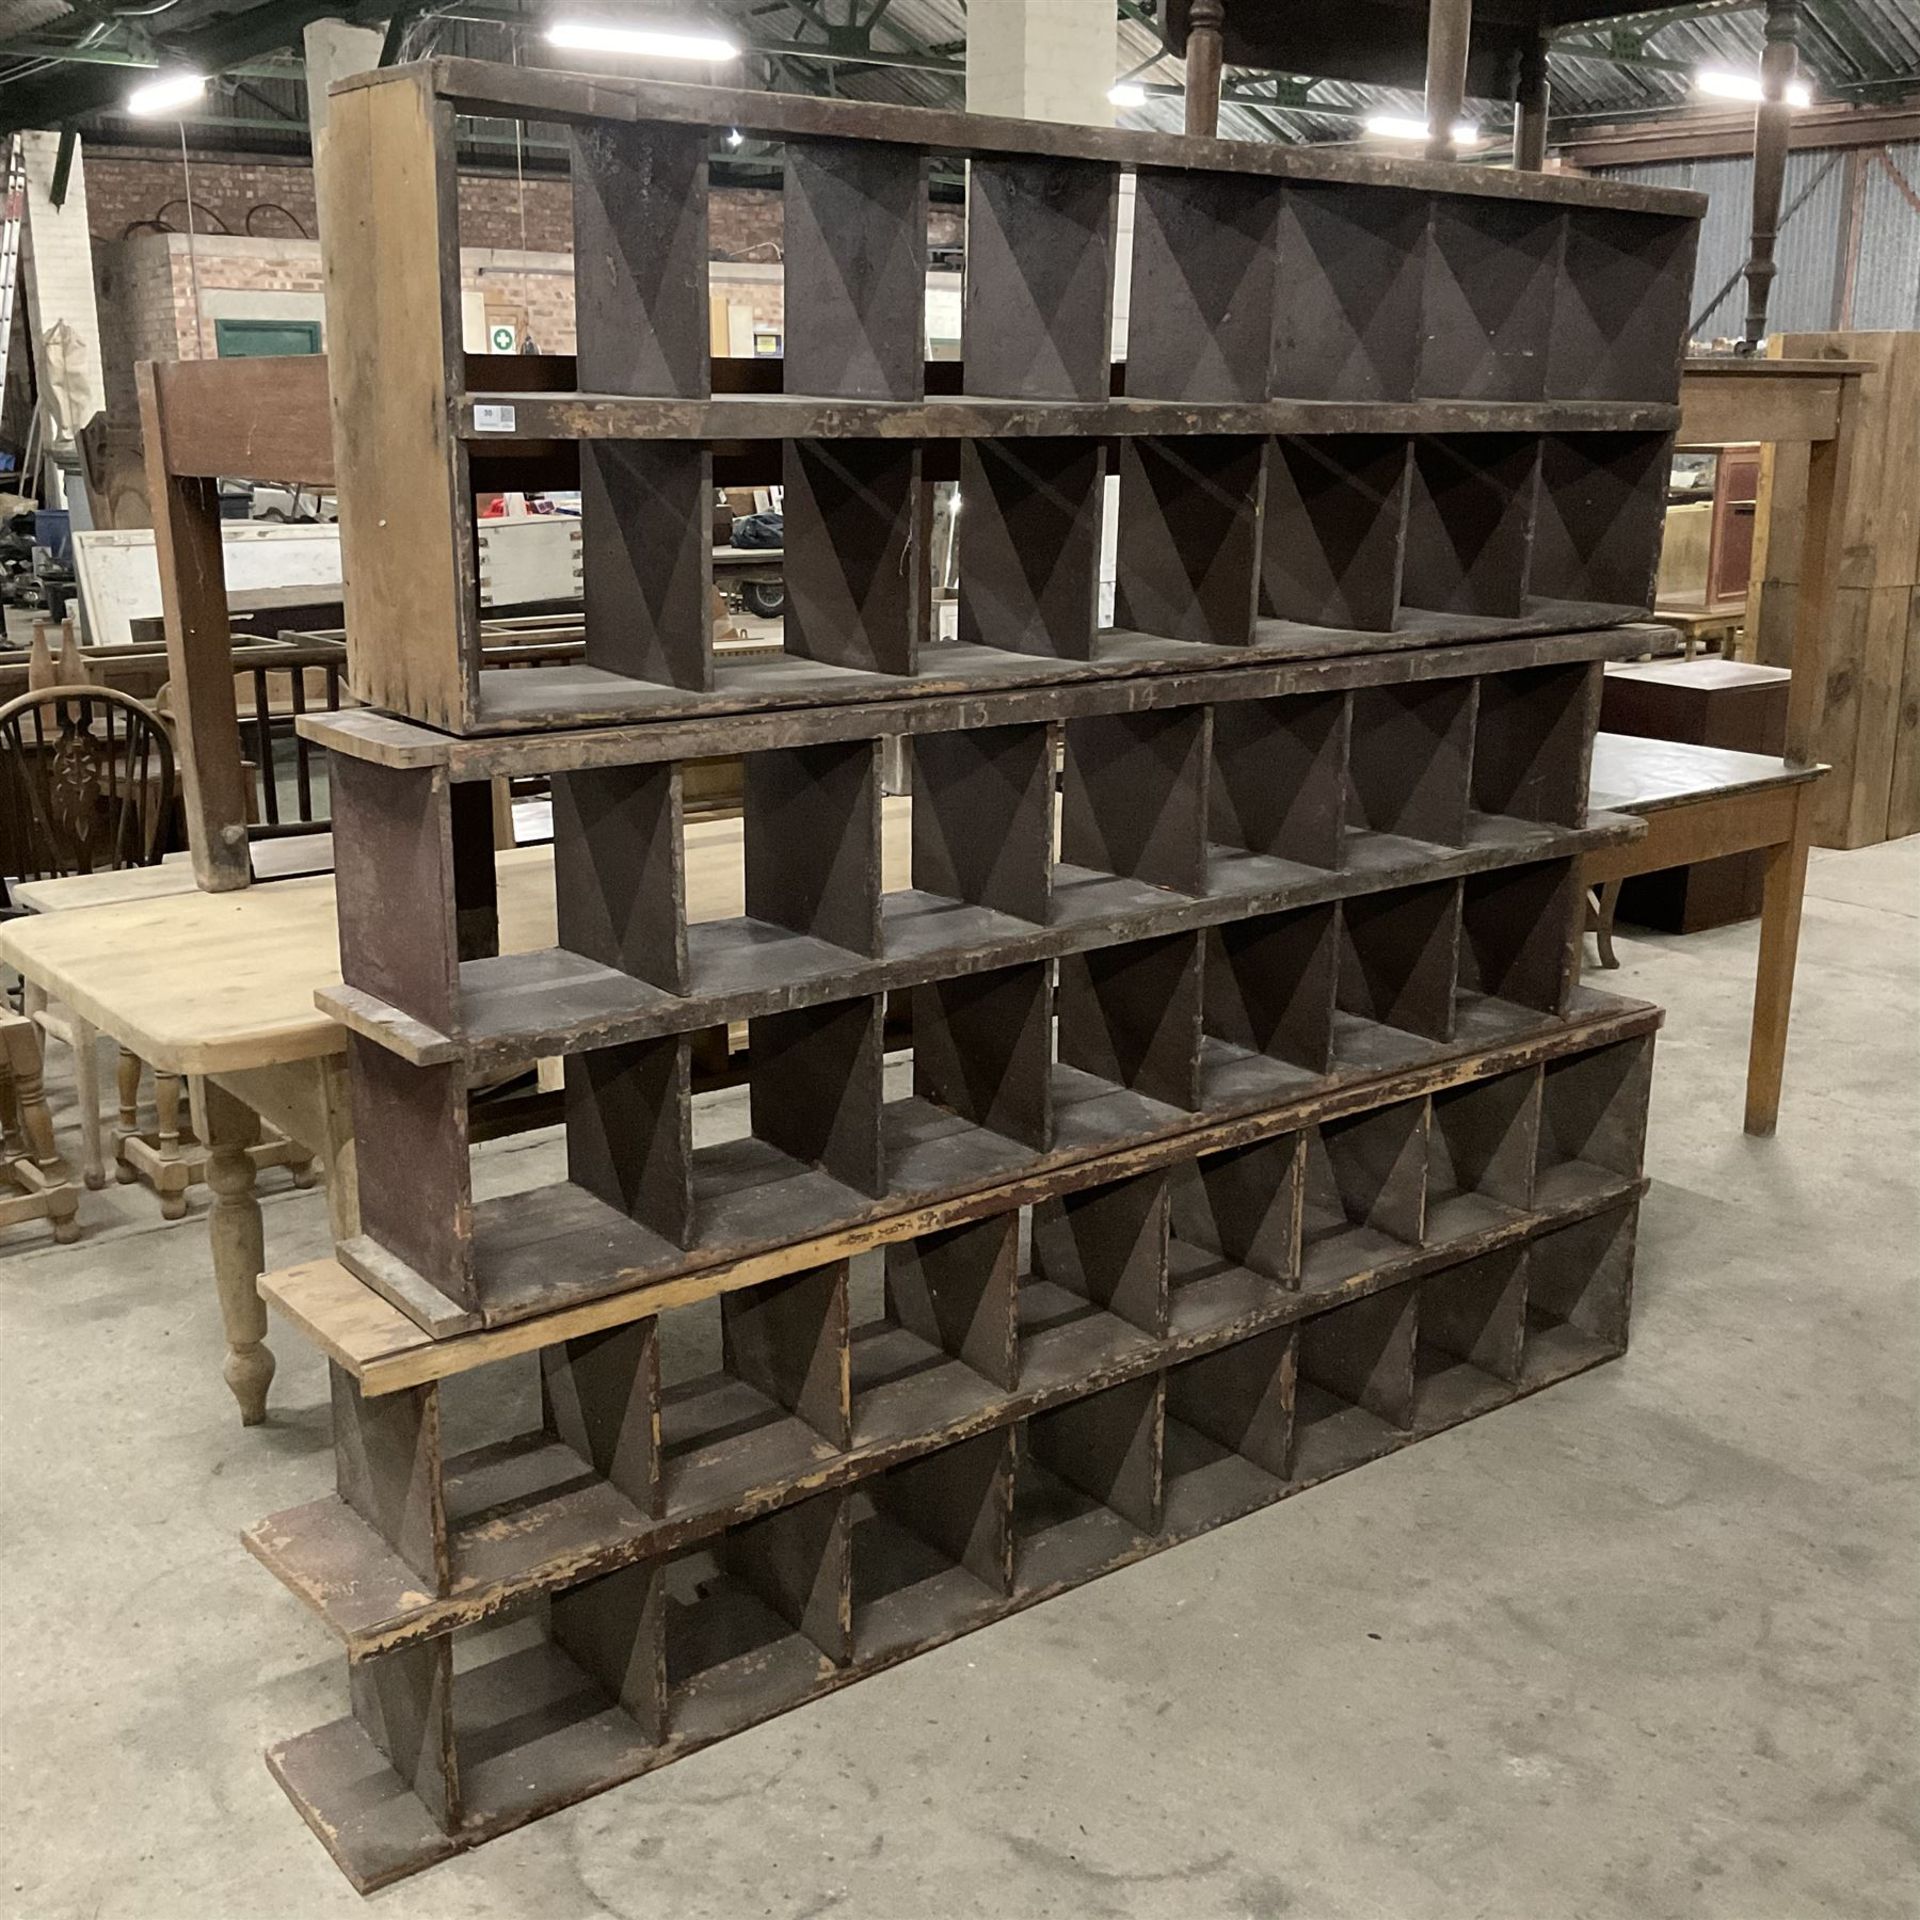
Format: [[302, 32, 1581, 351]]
[[305, 623, 1660, 1339], [317, 59, 1700, 736], [250, 1003, 1657, 1891], [256, 56, 1704, 1889]]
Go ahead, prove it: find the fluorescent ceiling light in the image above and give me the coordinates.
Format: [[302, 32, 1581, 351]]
[[1696, 68, 1812, 108], [725, 126, 744, 146], [1363, 113, 1483, 147], [547, 20, 741, 60], [126, 70, 206, 117], [1108, 82, 1147, 107]]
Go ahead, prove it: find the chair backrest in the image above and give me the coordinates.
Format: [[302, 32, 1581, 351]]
[[0, 683, 177, 883]]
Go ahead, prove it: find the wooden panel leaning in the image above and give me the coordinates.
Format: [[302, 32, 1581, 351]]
[[311, 628, 1663, 1337], [314, 59, 1702, 734], [251, 1008, 1660, 1890]]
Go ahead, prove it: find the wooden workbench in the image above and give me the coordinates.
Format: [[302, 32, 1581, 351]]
[[1585, 732, 1826, 1137]]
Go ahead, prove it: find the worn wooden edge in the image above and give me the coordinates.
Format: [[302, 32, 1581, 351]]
[[247, 1172, 1646, 1660], [298, 624, 1683, 769], [337, 1234, 484, 1335], [1581, 780, 1820, 885], [262, 994, 1663, 1394], [316, 810, 1647, 1071], [1681, 356, 1875, 380], [459, 393, 1682, 444], [331, 58, 1704, 220], [256, 1311, 1634, 1893]]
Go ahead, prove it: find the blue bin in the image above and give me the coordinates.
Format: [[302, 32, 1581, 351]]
[[33, 509, 72, 570]]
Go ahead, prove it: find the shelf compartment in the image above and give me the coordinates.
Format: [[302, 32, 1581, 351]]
[[1014, 1374, 1165, 1591], [579, 441, 714, 694], [746, 737, 885, 957], [1348, 679, 1477, 850], [1210, 689, 1350, 876], [1412, 1246, 1527, 1432], [1114, 437, 1265, 649], [1059, 932, 1205, 1112], [1259, 435, 1411, 632], [1127, 168, 1281, 402], [783, 137, 927, 401], [956, 438, 1105, 660], [1167, 1136, 1302, 1341], [783, 440, 925, 675], [1024, 1171, 1172, 1381], [1427, 1068, 1540, 1244], [665, 1488, 853, 1745], [1062, 706, 1210, 896], [1529, 432, 1670, 612], [569, 119, 710, 399], [1402, 435, 1540, 621], [1458, 858, 1581, 1022], [1550, 209, 1696, 404], [1536, 1034, 1653, 1208], [1418, 197, 1560, 402], [964, 156, 1117, 401], [1299, 1097, 1428, 1290], [1272, 181, 1425, 402], [1336, 881, 1462, 1047], [852, 1430, 1016, 1659], [1292, 1283, 1418, 1480], [1521, 1200, 1638, 1385], [659, 1263, 850, 1516], [1163, 1328, 1296, 1534], [1470, 663, 1599, 830], [553, 758, 689, 994], [855, 1213, 1021, 1445], [911, 962, 1055, 1153], [911, 721, 1055, 926], [1200, 905, 1339, 1108]]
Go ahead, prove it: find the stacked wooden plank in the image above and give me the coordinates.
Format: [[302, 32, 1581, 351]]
[[254, 59, 1701, 1889], [1755, 331, 1920, 849]]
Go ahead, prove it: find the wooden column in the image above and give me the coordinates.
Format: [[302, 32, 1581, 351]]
[[137, 362, 252, 893], [1185, 0, 1226, 137], [1742, 0, 1800, 349], [1425, 0, 1474, 161], [1514, 33, 1550, 171]]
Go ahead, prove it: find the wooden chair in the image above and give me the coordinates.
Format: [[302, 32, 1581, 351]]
[[0, 1008, 80, 1243], [0, 683, 314, 1209], [1, 683, 174, 1193]]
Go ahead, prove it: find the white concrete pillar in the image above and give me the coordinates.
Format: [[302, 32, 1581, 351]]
[[20, 130, 107, 494], [965, 0, 1127, 619], [304, 17, 386, 140], [965, 0, 1116, 126]]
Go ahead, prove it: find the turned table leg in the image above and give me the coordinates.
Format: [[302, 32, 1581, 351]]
[[202, 1079, 274, 1424], [113, 1048, 142, 1184], [67, 1013, 107, 1191]]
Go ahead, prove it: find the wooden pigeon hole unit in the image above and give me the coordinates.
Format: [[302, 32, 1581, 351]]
[[258, 56, 1701, 1887], [318, 59, 1700, 736], [253, 1008, 1656, 1890]]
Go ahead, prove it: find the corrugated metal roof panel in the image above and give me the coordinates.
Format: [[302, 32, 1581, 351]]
[[1850, 140, 1920, 324], [1596, 138, 1920, 340]]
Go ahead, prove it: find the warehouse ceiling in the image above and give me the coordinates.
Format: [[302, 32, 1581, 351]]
[[0, 0, 1916, 146]]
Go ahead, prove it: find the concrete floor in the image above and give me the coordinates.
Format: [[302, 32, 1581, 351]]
[[3, 839, 1916, 1920]]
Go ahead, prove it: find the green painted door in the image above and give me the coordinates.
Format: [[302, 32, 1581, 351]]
[[214, 318, 322, 358]]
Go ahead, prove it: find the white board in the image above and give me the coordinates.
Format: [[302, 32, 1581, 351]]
[[73, 522, 342, 650]]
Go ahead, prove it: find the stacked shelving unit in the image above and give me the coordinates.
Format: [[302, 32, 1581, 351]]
[[255, 58, 1702, 1889]]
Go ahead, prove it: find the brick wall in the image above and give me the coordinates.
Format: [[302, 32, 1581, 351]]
[[83, 151, 962, 254]]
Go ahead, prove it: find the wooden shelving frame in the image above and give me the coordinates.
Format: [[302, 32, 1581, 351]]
[[300, 628, 1664, 1340], [256, 55, 1702, 1891], [318, 59, 1700, 735], [250, 1006, 1656, 1892]]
